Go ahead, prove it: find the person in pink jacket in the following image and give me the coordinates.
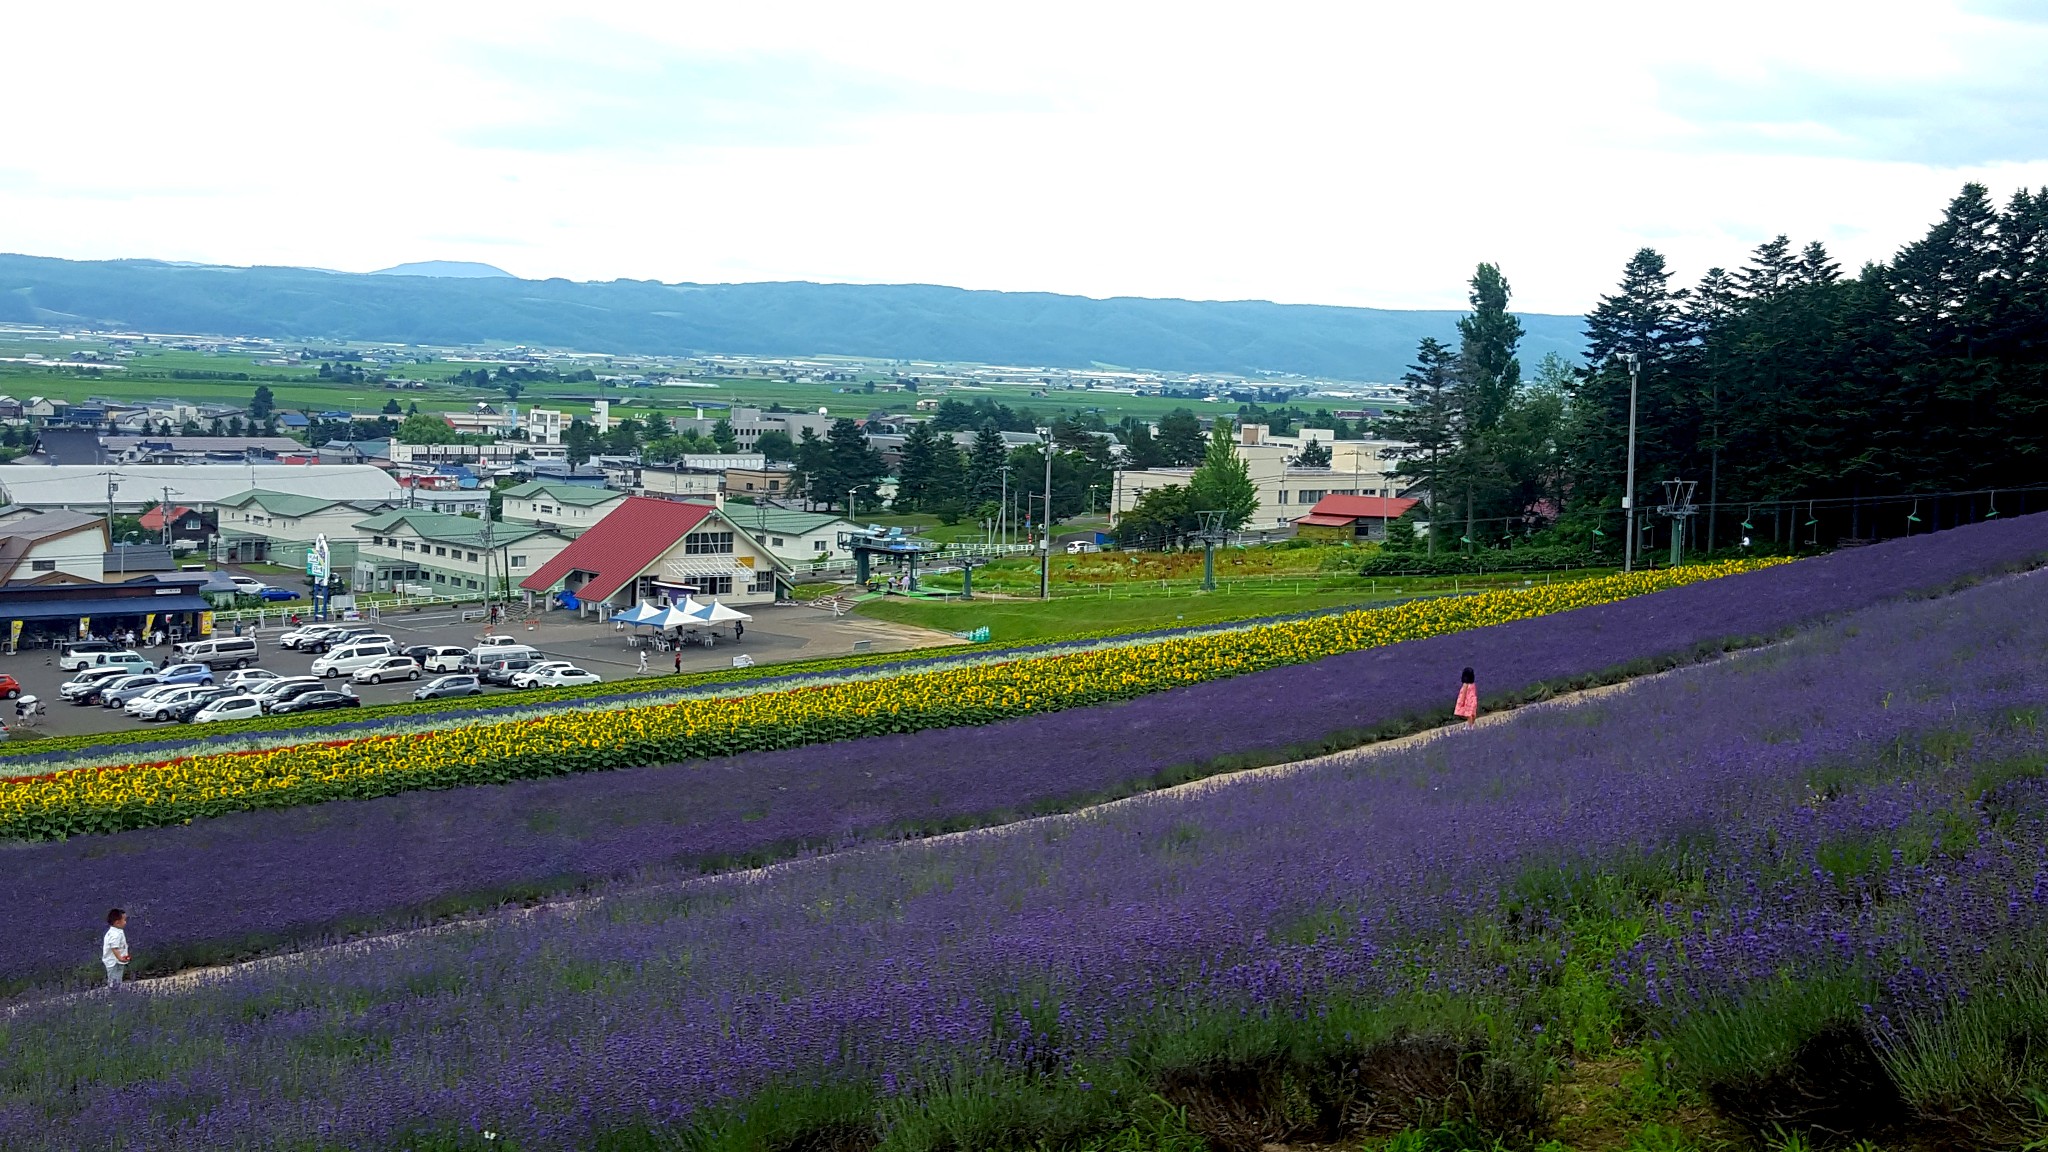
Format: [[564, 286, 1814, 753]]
[[1454, 666, 1479, 726]]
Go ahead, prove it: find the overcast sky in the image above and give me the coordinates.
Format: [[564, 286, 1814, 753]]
[[6, 2, 2047, 314]]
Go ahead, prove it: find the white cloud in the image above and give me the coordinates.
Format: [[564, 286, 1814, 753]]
[[3, 0, 2046, 314]]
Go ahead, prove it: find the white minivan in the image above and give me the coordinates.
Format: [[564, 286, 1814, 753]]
[[175, 636, 261, 670], [311, 641, 400, 679]]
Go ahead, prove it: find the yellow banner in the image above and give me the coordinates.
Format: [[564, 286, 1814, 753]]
[[79, 616, 90, 639], [143, 614, 156, 641], [198, 611, 214, 637], [7, 620, 19, 653]]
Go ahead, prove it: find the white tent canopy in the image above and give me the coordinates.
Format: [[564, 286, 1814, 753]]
[[610, 602, 664, 625]]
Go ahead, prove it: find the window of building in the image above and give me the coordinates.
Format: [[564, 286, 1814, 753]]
[[771, 536, 785, 547], [402, 541, 416, 552], [749, 570, 777, 593], [540, 505, 555, 515], [698, 575, 733, 595], [1298, 490, 1325, 503], [510, 555, 526, 568], [683, 530, 735, 555], [433, 574, 445, 584], [30, 559, 55, 572], [466, 551, 478, 562], [466, 579, 479, 590], [434, 546, 447, 557], [769, 480, 781, 491], [1275, 491, 1289, 505]]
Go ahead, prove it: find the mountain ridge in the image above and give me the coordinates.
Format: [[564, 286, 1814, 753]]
[[0, 253, 1589, 380]]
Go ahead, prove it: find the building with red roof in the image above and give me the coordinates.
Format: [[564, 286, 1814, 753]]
[[518, 496, 790, 614], [1290, 493, 1419, 541], [137, 504, 213, 546]]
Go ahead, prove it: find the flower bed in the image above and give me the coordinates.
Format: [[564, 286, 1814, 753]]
[[0, 563, 1772, 841], [4, 541, 2043, 1149]]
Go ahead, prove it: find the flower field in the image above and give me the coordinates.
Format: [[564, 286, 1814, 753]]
[[3, 517, 2045, 992], [6, 538, 2048, 1149], [0, 562, 1773, 841]]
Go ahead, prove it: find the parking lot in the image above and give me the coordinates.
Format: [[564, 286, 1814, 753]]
[[5, 602, 959, 738]]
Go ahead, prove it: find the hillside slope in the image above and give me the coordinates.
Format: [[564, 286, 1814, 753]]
[[0, 254, 1587, 380]]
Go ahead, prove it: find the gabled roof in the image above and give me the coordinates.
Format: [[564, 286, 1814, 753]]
[[729, 507, 853, 536], [1295, 494, 1418, 523], [518, 496, 718, 600], [217, 489, 384, 517], [0, 511, 107, 583], [355, 509, 564, 549], [499, 480, 625, 507], [139, 505, 196, 531]]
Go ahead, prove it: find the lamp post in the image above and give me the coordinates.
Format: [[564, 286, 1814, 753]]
[[1618, 352, 1641, 574], [1039, 428, 1053, 600]]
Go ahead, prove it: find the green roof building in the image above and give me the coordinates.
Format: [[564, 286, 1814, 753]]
[[352, 509, 577, 599]]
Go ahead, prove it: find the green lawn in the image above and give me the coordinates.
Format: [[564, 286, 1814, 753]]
[[856, 586, 1404, 643]]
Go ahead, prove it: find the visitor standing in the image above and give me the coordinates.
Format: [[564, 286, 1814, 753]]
[[1454, 667, 1479, 727], [637, 649, 649, 675], [103, 909, 130, 988], [673, 650, 682, 675]]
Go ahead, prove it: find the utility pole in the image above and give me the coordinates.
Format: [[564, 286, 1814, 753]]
[[847, 487, 857, 520], [160, 485, 178, 546], [998, 465, 1010, 548], [1039, 429, 1053, 600], [1619, 352, 1641, 574]]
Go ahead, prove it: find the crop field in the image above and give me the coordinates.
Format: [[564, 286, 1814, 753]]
[[5, 517, 2048, 1150]]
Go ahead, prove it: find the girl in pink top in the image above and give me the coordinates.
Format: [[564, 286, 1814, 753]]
[[1454, 667, 1479, 725]]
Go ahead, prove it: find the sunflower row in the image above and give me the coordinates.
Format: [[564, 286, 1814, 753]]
[[0, 561, 1781, 840]]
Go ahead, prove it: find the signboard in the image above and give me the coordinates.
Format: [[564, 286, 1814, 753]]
[[307, 534, 332, 587]]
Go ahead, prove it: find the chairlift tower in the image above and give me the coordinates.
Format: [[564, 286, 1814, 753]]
[[1192, 510, 1229, 592], [1657, 479, 1699, 566], [838, 523, 939, 590]]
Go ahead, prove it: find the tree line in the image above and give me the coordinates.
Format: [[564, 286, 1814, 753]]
[[1376, 182, 2048, 556]]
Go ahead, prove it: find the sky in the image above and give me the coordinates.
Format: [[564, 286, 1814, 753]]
[[5, 2, 2048, 314]]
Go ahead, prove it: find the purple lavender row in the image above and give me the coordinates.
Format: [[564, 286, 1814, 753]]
[[2, 517, 2043, 993], [3, 533, 2041, 1149]]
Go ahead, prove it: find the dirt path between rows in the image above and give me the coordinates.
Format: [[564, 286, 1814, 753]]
[[8, 655, 1700, 1013]]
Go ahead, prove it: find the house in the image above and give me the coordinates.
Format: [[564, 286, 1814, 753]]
[[353, 509, 576, 598], [497, 480, 626, 534], [0, 464, 401, 515], [277, 412, 310, 431], [724, 463, 796, 498], [722, 506, 856, 568], [215, 490, 399, 570], [138, 505, 215, 547], [396, 475, 490, 516], [102, 543, 177, 576], [519, 495, 790, 613], [636, 463, 723, 502], [0, 510, 109, 583], [1290, 494, 1420, 542]]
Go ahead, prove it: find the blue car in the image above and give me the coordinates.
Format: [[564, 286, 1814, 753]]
[[155, 663, 217, 687], [259, 587, 302, 602]]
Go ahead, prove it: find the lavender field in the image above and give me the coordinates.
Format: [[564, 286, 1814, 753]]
[[5, 516, 2047, 995], [6, 556, 2048, 1148]]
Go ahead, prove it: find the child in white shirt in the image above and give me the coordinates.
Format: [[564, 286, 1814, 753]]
[[103, 908, 130, 988]]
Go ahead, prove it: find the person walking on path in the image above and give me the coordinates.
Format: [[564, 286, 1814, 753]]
[[637, 649, 649, 675], [1454, 667, 1479, 727], [673, 650, 682, 675], [102, 909, 130, 988]]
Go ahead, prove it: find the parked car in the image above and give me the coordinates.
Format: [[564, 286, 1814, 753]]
[[228, 576, 267, 595], [100, 675, 169, 709], [162, 687, 234, 723], [261, 681, 329, 713], [174, 636, 260, 670], [420, 646, 471, 673], [508, 661, 578, 688], [190, 695, 266, 723], [222, 668, 283, 691], [132, 686, 216, 721], [413, 674, 483, 701], [527, 666, 603, 688], [0, 674, 20, 701], [153, 663, 217, 688], [268, 689, 360, 715], [57, 640, 123, 671], [258, 587, 301, 602], [312, 642, 400, 679], [126, 684, 201, 717], [60, 667, 131, 704], [479, 657, 536, 687], [278, 623, 344, 651], [85, 651, 156, 675], [350, 656, 421, 684], [475, 635, 522, 649]]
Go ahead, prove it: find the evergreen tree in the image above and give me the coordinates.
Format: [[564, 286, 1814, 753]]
[[1375, 338, 1463, 554], [966, 424, 1009, 507], [894, 422, 943, 511], [825, 418, 886, 514], [1296, 437, 1332, 468], [712, 419, 739, 452], [1189, 419, 1258, 530], [754, 429, 796, 462], [793, 428, 831, 510], [1154, 408, 1207, 466], [250, 385, 275, 419]]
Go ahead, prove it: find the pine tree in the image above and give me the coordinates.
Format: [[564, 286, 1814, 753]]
[[894, 422, 942, 511], [825, 418, 886, 514], [1296, 437, 1332, 468], [966, 424, 1008, 508], [1375, 338, 1463, 554], [1155, 408, 1207, 466]]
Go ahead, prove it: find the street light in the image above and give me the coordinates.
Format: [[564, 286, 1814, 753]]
[[1617, 352, 1641, 574], [1038, 428, 1054, 601]]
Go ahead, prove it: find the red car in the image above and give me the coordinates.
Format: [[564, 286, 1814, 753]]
[[0, 675, 20, 700]]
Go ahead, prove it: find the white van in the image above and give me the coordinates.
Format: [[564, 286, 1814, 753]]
[[311, 641, 400, 679], [468, 643, 539, 665], [174, 635, 261, 670]]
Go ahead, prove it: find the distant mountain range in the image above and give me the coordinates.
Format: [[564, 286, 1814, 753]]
[[0, 254, 1588, 381], [370, 261, 515, 278]]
